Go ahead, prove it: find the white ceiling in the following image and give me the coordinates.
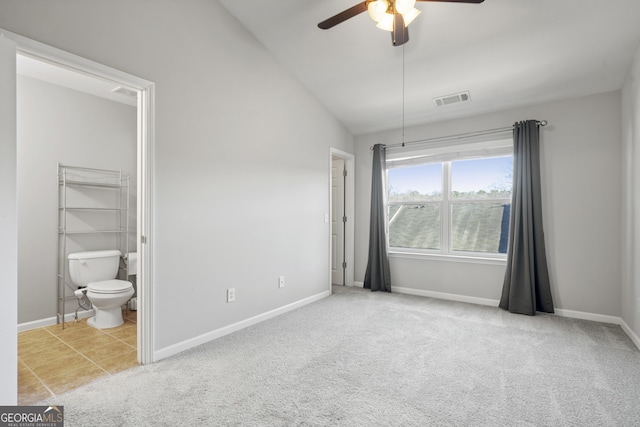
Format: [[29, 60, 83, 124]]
[[218, 0, 640, 135]]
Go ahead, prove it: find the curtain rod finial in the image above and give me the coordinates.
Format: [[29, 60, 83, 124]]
[[538, 120, 548, 127]]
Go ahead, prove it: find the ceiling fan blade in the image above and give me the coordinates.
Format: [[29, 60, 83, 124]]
[[392, 13, 409, 46], [416, 0, 484, 3], [318, 2, 368, 30]]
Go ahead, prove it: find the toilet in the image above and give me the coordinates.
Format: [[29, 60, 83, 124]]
[[68, 250, 134, 329]]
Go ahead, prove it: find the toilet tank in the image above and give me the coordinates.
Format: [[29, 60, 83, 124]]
[[68, 250, 121, 287]]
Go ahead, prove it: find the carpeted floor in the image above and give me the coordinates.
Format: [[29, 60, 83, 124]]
[[41, 286, 640, 426]]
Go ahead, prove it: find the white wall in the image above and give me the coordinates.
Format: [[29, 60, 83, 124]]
[[17, 75, 137, 324], [0, 0, 353, 356], [621, 44, 640, 342], [355, 91, 622, 317]]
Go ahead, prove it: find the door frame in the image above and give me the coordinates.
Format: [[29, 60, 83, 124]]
[[329, 148, 355, 290], [2, 28, 156, 365], [0, 33, 18, 405]]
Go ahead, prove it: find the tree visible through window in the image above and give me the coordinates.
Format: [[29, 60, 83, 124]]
[[388, 155, 512, 256]]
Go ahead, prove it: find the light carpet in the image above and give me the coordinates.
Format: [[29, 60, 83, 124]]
[[41, 286, 640, 426]]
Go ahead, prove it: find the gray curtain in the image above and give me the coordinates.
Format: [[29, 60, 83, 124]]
[[499, 120, 554, 315], [364, 144, 391, 292]]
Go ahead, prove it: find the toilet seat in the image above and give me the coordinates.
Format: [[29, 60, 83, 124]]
[[88, 279, 133, 294]]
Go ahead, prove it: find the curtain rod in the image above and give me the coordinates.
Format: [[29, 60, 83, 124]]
[[370, 120, 548, 150]]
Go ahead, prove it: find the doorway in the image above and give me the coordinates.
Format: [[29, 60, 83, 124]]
[[16, 56, 140, 404], [329, 148, 355, 290], [0, 27, 155, 403]]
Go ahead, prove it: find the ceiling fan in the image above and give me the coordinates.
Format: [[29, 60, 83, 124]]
[[318, 0, 484, 46]]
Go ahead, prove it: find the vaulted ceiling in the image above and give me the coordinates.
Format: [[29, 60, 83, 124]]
[[219, 0, 640, 135]]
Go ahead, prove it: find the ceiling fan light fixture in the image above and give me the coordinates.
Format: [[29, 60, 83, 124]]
[[395, 0, 416, 15], [318, 0, 485, 46], [402, 8, 421, 27], [371, 0, 419, 31], [376, 13, 395, 31], [367, 0, 389, 22]]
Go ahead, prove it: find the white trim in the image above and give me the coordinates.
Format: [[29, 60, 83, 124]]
[[5, 30, 152, 91], [556, 310, 640, 351], [393, 286, 500, 307], [355, 283, 640, 350], [154, 290, 331, 361], [553, 308, 621, 325], [137, 80, 155, 366], [0, 35, 17, 405], [329, 148, 355, 290], [1, 27, 155, 365], [17, 310, 95, 333], [392, 287, 626, 327], [347, 283, 639, 351], [620, 319, 640, 351]]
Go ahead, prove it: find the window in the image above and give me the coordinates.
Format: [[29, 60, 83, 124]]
[[387, 139, 512, 258]]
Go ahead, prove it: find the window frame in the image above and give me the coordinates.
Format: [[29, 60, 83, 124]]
[[386, 140, 513, 263]]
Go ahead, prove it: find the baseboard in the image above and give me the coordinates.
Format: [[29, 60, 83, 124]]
[[355, 283, 500, 307], [619, 318, 640, 351], [392, 287, 627, 327], [356, 282, 498, 306], [17, 309, 95, 332], [553, 310, 640, 350], [357, 283, 640, 350], [154, 290, 332, 361], [393, 286, 500, 307], [553, 308, 620, 325]]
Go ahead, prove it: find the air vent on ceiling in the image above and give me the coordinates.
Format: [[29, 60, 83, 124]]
[[433, 91, 470, 107], [111, 86, 137, 98]]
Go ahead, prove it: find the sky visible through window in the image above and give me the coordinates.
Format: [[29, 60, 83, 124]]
[[389, 156, 512, 195]]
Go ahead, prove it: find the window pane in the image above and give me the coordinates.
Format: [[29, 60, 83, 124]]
[[451, 202, 510, 253], [388, 163, 442, 202], [451, 156, 512, 200], [389, 204, 440, 250]]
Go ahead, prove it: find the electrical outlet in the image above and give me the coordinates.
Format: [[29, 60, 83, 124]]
[[227, 288, 236, 303], [278, 276, 285, 288]]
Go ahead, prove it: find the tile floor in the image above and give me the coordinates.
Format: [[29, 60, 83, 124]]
[[18, 310, 138, 405]]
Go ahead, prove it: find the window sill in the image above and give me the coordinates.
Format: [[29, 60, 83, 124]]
[[389, 251, 507, 266]]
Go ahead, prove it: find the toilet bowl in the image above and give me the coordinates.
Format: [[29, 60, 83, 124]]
[[68, 250, 134, 329], [86, 279, 134, 329]]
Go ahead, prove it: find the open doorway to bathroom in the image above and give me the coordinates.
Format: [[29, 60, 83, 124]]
[[14, 51, 149, 404]]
